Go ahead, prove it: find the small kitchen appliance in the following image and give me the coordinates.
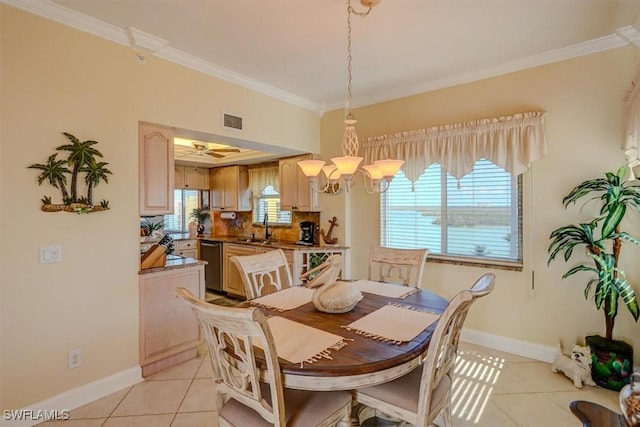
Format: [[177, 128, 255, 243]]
[[297, 221, 315, 245]]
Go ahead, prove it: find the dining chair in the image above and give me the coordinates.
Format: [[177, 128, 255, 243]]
[[352, 272, 495, 427], [231, 249, 294, 300], [175, 287, 352, 427], [368, 246, 429, 287]]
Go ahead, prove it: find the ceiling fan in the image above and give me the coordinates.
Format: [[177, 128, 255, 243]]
[[183, 142, 241, 158]]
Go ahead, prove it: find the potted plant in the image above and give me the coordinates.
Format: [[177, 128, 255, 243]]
[[548, 165, 640, 391], [190, 205, 210, 236]]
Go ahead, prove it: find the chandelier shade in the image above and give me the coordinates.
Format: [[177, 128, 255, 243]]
[[297, 0, 403, 195]]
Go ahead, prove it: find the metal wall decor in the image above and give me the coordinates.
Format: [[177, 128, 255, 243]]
[[28, 132, 112, 214]]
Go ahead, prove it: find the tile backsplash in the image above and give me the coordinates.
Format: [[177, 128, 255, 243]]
[[211, 211, 320, 243]]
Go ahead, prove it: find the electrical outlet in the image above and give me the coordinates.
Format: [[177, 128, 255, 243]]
[[68, 349, 82, 369], [40, 246, 62, 264]]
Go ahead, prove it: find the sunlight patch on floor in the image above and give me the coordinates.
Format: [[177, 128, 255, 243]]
[[451, 350, 505, 424]]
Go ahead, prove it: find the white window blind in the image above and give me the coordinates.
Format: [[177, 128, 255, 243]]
[[252, 185, 291, 225], [164, 189, 199, 232], [381, 159, 522, 265]]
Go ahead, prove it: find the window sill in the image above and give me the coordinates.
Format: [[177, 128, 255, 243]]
[[426, 254, 523, 271]]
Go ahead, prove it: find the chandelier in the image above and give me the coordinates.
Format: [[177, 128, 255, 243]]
[[297, 0, 404, 194]]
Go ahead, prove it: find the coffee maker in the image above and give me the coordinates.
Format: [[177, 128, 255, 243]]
[[297, 221, 315, 245]]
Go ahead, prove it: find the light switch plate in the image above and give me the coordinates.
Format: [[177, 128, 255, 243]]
[[40, 246, 62, 264]]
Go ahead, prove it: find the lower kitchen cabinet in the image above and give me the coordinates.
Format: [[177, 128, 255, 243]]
[[174, 239, 198, 259], [222, 244, 256, 298], [222, 244, 295, 298], [139, 264, 204, 377]]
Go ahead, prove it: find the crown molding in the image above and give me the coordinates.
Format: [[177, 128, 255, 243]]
[[617, 25, 640, 48], [154, 47, 319, 112], [332, 32, 630, 111], [3, 0, 637, 115], [1, 0, 128, 45], [1, 0, 322, 114], [125, 27, 168, 52]]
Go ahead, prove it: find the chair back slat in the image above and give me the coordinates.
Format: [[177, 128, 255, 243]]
[[368, 246, 429, 287], [416, 272, 495, 426], [175, 287, 286, 425], [231, 249, 294, 299]]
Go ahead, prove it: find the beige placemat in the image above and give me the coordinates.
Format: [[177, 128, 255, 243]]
[[352, 280, 418, 299], [342, 304, 439, 344], [250, 286, 314, 312], [257, 316, 348, 367]]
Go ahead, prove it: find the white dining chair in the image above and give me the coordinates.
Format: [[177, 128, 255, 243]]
[[231, 249, 294, 300], [352, 272, 495, 427], [368, 246, 429, 287], [175, 287, 352, 427]]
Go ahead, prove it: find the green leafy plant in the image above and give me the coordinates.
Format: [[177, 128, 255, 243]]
[[547, 165, 640, 340], [100, 199, 109, 209], [141, 219, 164, 236], [189, 205, 210, 226], [41, 195, 52, 205]]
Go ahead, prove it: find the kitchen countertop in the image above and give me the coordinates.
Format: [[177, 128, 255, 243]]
[[139, 254, 206, 275], [199, 235, 349, 251]]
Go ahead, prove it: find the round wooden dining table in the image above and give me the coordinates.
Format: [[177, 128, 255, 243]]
[[245, 287, 448, 391]]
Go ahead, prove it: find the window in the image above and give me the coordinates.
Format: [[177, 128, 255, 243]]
[[164, 189, 200, 232], [252, 185, 291, 225], [381, 159, 522, 267]]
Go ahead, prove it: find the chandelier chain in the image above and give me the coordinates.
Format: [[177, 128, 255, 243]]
[[346, 0, 373, 118], [346, 2, 353, 117]]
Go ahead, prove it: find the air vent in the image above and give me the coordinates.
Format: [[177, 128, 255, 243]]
[[222, 112, 243, 131]]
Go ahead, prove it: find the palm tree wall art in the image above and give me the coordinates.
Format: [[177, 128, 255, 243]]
[[29, 132, 112, 213]]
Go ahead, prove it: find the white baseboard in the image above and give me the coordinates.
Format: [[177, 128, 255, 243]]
[[1, 366, 142, 427], [461, 327, 558, 363]]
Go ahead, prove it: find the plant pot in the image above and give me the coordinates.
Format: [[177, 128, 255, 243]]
[[586, 335, 633, 391]]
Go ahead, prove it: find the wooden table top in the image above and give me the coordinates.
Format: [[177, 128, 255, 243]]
[[570, 400, 626, 427], [246, 287, 448, 391]]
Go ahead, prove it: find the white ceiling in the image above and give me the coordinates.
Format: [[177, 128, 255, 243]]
[[6, 0, 640, 166]]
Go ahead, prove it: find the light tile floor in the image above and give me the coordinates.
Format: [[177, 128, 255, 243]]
[[40, 342, 622, 427]]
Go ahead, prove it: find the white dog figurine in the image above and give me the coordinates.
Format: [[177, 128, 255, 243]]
[[551, 344, 596, 388]]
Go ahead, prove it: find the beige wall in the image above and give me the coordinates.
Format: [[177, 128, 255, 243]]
[[3, 0, 640, 411], [0, 5, 319, 409], [320, 46, 640, 361]]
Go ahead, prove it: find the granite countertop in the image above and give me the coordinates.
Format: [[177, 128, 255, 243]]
[[199, 235, 349, 251], [139, 254, 207, 275]]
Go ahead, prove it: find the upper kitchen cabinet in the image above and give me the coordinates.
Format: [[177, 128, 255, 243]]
[[139, 122, 174, 216], [175, 165, 209, 190], [279, 154, 320, 212], [209, 165, 251, 211]]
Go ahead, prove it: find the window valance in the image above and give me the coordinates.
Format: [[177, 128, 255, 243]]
[[248, 165, 279, 197], [363, 112, 549, 183]]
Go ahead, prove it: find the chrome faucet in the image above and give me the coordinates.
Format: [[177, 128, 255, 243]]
[[263, 212, 271, 240]]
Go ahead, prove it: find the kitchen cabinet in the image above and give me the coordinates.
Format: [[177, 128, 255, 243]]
[[223, 243, 256, 297], [209, 165, 251, 211], [222, 243, 294, 298], [174, 239, 198, 259], [139, 122, 174, 216], [175, 166, 209, 190], [139, 264, 204, 377], [279, 154, 320, 212]]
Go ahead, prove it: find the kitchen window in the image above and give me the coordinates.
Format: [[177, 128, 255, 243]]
[[252, 185, 291, 225], [164, 189, 200, 232], [380, 159, 522, 269]]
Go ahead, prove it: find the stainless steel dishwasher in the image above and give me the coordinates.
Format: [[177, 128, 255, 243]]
[[200, 240, 223, 293]]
